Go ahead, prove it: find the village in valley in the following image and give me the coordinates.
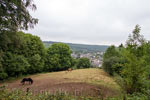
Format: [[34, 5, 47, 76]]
[[71, 51, 104, 67]]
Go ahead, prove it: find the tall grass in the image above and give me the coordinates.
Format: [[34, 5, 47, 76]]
[[0, 85, 102, 100]]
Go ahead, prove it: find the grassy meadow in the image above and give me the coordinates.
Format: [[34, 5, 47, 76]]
[[0, 68, 121, 99]]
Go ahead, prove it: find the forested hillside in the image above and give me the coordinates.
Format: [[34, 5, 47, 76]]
[[43, 41, 109, 53]]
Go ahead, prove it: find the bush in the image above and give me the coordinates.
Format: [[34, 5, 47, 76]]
[[0, 72, 8, 80], [45, 43, 72, 71], [120, 50, 147, 94], [77, 58, 91, 69], [102, 56, 121, 75], [102, 45, 122, 76]]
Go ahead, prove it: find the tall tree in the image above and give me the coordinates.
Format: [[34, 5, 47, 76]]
[[0, 0, 38, 56], [103, 45, 120, 60], [0, 0, 38, 32], [118, 25, 148, 94], [19, 32, 46, 73], [120, 50, 146, 94], [45, 43, 72, 71], [126, 25, 145, 48], [102, 45, 123, 75]]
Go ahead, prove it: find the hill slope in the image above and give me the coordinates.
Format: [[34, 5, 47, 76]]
[[1, 68, 120, 98], [43, 41, 109, 52]]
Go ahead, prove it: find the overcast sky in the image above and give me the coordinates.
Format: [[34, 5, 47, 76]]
[[26, 0, 150, 46]]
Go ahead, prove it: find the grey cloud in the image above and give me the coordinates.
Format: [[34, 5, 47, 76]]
[[27, 0, 150, 46]]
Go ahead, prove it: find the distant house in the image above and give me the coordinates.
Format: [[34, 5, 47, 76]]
[[91, 59, 102, 67], [71, 53, 78, 58], [71, 51, 103, 67]]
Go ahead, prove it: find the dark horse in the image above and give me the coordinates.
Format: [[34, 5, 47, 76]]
[[21, 78, 33, 85]]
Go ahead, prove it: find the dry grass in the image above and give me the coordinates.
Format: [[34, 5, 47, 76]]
[[0, 68, 121, 98], [26, 68, 121, 91]]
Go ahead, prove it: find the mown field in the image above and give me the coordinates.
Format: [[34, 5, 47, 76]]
[[0, 68, 121, 98]]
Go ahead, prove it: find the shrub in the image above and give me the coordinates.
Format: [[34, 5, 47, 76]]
[[77, 57, 91, 69], [45, 43, 72, 71]]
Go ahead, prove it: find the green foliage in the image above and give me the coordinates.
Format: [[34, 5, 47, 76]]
[[0, 31, 20, 52], [0, 62, 8, 80], [45, 43, 72, 71], [19, 32, 46, 73], [103, 57, 121, 75], [0, 31, 46, 79], [0, 0, 41, 79], [106, 92, 150, 100], [0, 0, 47, 80], [124, 92, 150, 100], [0, 51, 8, 80], [28, 54, 44, 73], [120, 50, 146, 94], [77, 58, 91, 69], [119, 25, 149, 94], [141, 42, 150, 79], [103, 25, 150, 95], [102, 45, 123, 75], [2, 52, 30, 77], [126, 25, 145, 54], [22, 32, 46, 57], [103, 45, 120, 59], [0, 0, 38, 32], [0, 71, 8, 80], [71, 57, 78, 69]]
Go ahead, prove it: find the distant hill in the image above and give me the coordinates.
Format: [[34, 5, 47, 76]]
[[43, 41, 109, 53]]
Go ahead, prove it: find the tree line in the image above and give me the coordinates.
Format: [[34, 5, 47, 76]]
[[102, 25, 150, 96], [0, 31, 91, 80]]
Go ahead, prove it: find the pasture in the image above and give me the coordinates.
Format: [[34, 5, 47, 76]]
[[0, 68, 121, 98]]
